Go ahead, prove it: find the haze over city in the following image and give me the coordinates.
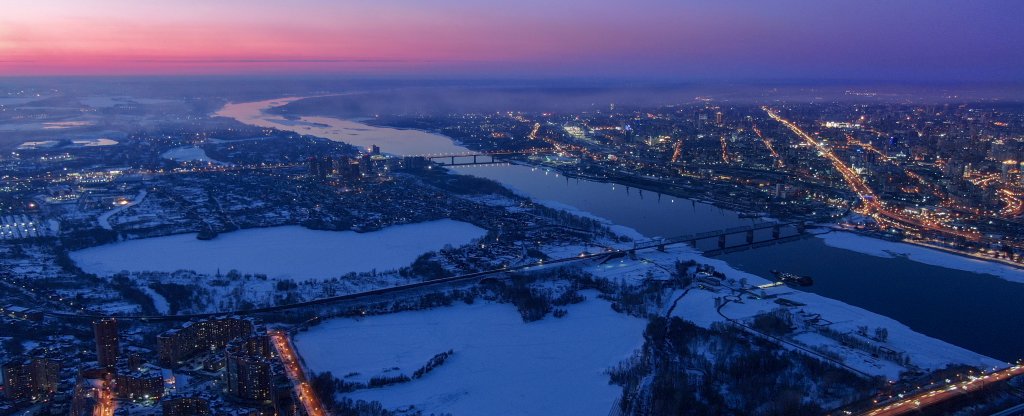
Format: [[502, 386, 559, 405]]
[[2, 0, 1023, 81], [2, 2, 1024, 416]]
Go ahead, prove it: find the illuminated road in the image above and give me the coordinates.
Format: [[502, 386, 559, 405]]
[[751, 123, 784, 167], [997, 188, 1024, 217], [860, 364, 1024, 416], [719, 135, 731, 163], [93, 380, 114, 416], [763, 107, 980, 242], [270, 329, 328, 416]]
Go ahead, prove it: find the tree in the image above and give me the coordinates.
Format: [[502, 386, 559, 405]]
[[874, 327, 888, 342]]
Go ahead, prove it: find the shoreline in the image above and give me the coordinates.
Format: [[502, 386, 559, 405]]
[[818, 229, 1024, 284], [252, 95, 1022, 278]]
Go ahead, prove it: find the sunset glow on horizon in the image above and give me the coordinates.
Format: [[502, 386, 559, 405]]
[[2, 0, 1022, 80]]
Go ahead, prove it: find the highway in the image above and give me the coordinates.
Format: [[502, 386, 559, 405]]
[[270, 329, 327, 416], [860, 363, 1024, 416], [763, 107, 981, 242]]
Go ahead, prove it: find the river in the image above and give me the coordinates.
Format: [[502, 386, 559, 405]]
[[218, 97, 1024, 361]]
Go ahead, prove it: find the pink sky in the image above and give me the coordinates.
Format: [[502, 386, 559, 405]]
[[2, 1, 1022, 80]]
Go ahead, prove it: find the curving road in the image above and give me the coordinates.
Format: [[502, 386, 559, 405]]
[[860, 364, 1024, 416]]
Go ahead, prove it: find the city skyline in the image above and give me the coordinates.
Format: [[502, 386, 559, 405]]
[[3, 2, 1024, 415], [2, 0, 1023, 81]]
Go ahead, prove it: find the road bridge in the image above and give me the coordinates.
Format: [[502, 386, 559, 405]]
[[44, 222, 813, 322], [423, 148, 549, 166], [631, 221, 807, 252], [43, 247, 617, 322]]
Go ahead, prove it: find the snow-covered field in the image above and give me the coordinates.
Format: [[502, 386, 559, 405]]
[[818, 231, 1024, 284], [160, 146, 226, 165], [70, 220, 486, 280], [622, 246, 1006, 379], [72, 138, 118, 147], [295, 292, 645, 416]]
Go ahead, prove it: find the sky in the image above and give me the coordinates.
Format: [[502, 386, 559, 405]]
[[1, 0, 1022, 81]]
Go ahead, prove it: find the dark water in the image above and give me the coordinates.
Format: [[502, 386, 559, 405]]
[[459, 165, 1024, 361], [227, 97, 1024, 362], [720, 237, 1024, 362], [453, 164, 757, 237]]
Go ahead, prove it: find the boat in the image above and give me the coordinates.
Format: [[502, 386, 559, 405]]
[[770, 270, 813, 286]]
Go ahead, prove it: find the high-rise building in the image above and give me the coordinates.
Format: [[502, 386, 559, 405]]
[[162, 396, 211, 416], [1002, 160, 1014, 181], [93, 318, 120, 367], [113, 363, 164, 400], [1, 357, 61, 400], [715, 111, 724, 127], [157, 317, 255, 366], [224, 335, 275, 402]]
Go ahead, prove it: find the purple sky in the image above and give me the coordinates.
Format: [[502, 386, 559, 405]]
[[1, 0, 1021, 80]]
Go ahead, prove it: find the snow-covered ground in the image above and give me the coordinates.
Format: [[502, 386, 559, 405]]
[[70, 220, 486, 280], [295, 292, 645, 416], [1, 215, 56, 240], [72, 138, 118, 147], [139, 285, 170, 314], [601, 246, 1006, 379], [818, 231, 1024, 284], [160, 146, 227, 165]]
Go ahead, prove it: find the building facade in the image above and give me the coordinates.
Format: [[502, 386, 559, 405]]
[[93, 318, 120, 367], [157, 317, 254, 366]]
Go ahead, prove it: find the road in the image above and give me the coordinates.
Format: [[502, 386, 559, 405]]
[[46, 248, 617, 321], [763, 107, 981, 242], [93, 380, 115, 416], [270, 329, 328, 416], [860, 363, 1024, 416], [716, 294, 873, 378]]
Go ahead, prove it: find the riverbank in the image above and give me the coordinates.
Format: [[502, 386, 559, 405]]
[[219, 95, 1024, 362], [819, 230, 1024, 284]]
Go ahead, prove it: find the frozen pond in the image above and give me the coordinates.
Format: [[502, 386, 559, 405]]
[[295, 292, 645, 415], [70, 220, 486, 280]]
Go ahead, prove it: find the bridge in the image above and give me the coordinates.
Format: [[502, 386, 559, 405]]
[[39, 222, 813, 323], [421, 148, 550, 166], [856, 362, 1024, 416], [43, 246, 617, 322], [632, 221, 808, 253]]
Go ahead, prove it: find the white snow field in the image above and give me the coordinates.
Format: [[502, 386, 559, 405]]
[[646, 247, 1005, 379], [70, 220, 485, 280], [818, 231, 1024, 284], [294, 293, 645, 416], [160, 146, 226, 165]]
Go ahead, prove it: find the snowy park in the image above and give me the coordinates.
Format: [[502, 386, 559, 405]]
[[294, 293, 645, 415]]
